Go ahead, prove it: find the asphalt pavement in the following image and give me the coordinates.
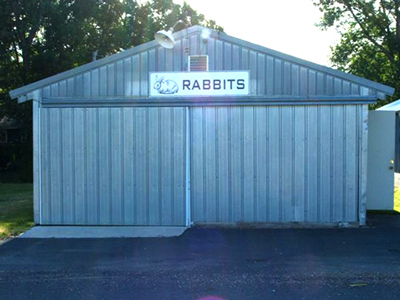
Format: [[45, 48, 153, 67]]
[[1, 214, 400, 300]]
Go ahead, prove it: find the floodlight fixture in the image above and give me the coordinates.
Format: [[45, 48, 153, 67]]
[[154, 20, 186, 49]]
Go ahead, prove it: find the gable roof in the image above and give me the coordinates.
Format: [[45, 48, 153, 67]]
[[10, 25, 395, 102]]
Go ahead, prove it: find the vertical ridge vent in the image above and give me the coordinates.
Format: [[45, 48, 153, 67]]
[[188, 55, 209, 71]]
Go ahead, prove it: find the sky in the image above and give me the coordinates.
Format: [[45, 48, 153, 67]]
[[173, 0, 340, 66]]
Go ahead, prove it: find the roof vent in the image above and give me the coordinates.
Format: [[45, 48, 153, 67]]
[[188, 55, 208, 71]]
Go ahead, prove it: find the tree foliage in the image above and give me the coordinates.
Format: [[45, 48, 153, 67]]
[[0, 0, 222, 181], [313, 0, 400, 107], [0, 0, 222, 90]]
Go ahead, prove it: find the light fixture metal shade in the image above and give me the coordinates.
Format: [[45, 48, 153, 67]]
[[154, 29, 175, 49]]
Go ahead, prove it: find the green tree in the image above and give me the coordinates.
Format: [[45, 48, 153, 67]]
[[313, 0, 400, 107], [0, 0, 222, 181]]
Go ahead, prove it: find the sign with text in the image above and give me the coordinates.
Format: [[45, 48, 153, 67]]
[[149, 71, 249, 97]]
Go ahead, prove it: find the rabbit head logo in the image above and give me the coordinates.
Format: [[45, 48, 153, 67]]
[[153, 76, 179, 94]]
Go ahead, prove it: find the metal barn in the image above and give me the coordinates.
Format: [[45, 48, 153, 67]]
[[9, 26, 394, 227]]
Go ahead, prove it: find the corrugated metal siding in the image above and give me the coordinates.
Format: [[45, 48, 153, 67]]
[[40, 107, 187, 225], [41, 38, 187, 99], [191, 105, 361, 223], [31, 29, 374, 226], [39, 33, 377, 100], [205, 36, 372, 97]]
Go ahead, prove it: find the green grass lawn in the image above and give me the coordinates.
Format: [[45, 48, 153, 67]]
[[0, 183, 34, 241]]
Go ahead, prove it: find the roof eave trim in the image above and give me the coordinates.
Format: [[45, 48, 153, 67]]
[[208, 29, 395, 96], [9, 41, 158, 99], [16, 93, 34, 103], [9, 25, 395, 99], [9, 27, 201, 100]]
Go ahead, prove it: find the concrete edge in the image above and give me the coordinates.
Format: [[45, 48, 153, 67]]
[[193, 222, 362, 229], [19, 226, 188, 238], [0, 237, 14, 246]]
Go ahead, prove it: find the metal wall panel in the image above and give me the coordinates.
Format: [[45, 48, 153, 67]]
[[191, 105, 363, 224], [33, 28, 377, 226], [39, 107, 187, 225]]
